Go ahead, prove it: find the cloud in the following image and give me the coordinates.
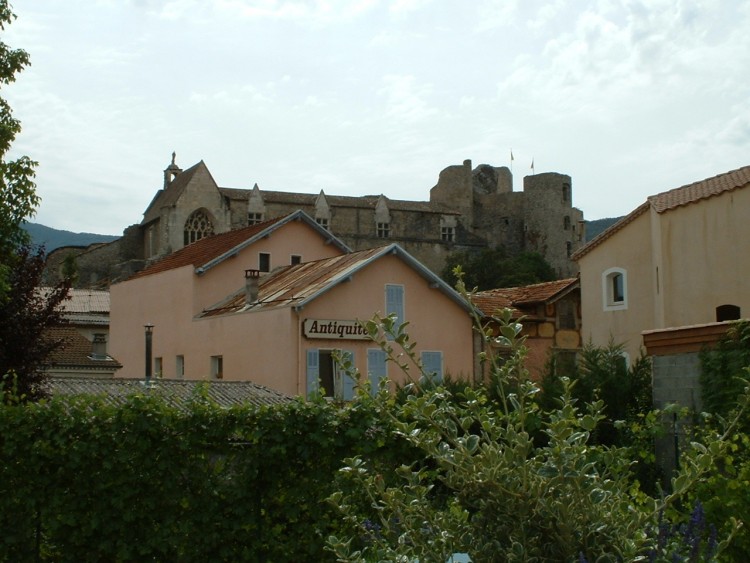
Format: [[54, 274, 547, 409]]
[[377, 74, 439, 123]]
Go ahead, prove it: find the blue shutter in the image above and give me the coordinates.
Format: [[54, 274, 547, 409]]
[[367, 349, 387, 395], [421, 351, 443, 384], [306, 349, 319, 398], [385, 284, 404, 340], [341, 350, 356, 400]]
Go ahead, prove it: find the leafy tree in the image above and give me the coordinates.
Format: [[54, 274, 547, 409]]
[[442, 246, 556, 290], [0, 0, 38, 299], [0, 246, 70, 402], [699, 320, 750, 420]]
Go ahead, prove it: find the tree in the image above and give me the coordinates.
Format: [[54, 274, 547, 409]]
[[441, 247, 556, 290], [0, 1, 38, 300], [0, 246, 70, 401]]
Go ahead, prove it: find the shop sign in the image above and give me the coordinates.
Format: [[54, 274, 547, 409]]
[[303, 318, 369, 340]]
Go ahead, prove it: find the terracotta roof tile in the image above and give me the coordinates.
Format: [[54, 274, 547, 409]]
[[573, 163, 750, 260], [128, 215, 287, 280], [471, 278, 578, 317], [47, 327, 122, 369], [46, 377, 292, 409], [62, 289, 110, 314]]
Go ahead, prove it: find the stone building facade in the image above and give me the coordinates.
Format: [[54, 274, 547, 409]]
[[48, 155, 584, 287]]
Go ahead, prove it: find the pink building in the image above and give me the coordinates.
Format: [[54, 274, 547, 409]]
[[110, 210, 475, 398]]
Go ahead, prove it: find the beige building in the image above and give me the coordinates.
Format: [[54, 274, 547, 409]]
[[109, 210, 475, 398], [573, 165, 750, 362]]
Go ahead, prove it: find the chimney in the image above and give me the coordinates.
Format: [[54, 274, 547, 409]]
[[245, 269, 261, 304], [91, 333, 108, 360]]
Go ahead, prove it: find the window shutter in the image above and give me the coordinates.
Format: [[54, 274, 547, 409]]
[[385, 285, 404, 340], [338, 350, 356, 400], [306, 349, 319, 398], [367, 349, 387, 395], [421, 351, 443, 384]]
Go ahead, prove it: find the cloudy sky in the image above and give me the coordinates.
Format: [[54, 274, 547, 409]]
[[5, 0, 749, 235]]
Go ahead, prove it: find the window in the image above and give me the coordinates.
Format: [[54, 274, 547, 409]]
[[248, 212, 264, 225], [367, 349, 387, 395], [557, 299, 576, 329], [563, 215, 571, 230], [154, 357, 163, 378], [602, 268, 627, 311], [441, 226, 455, 242], [385, 284, 405, 338], [421, 351, 443, 384], [306, 349, 356, 400], [562, 183, 571, 203], [211, 355, 223, 380], [566, 241, 572, 257], [259, 252, 270, 273], [290, 254, 302, 266], [376, 222, 390, 238], [176, 355, 185, 379], [716, 304, 741, 322], [183, 209, 214, 245], [316, 217, 329, 231]]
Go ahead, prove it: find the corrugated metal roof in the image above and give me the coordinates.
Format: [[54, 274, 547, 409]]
[[471, 278, 579, 317], [46, 377, 292, 409], [200, 243, 472, 317]]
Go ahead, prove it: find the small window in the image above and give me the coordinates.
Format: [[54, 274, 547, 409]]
[[155, 357, 163, 378], [602, 268, 627, 311], [564, 215, 571, 230], [176, 355, 185, 379], [211, 355, 223, 380], [316, 217, 329, 231], [716, 304, 741, 322], [562, 183, 571, 203], [441, 226, 455, 242], [566, 241, 572, 257], [557, 300, 576, 329], [376, 222, 390, 238], [259, 252, 270, 273], [248, 212, 264, 225], [291, 254, 302, 266]]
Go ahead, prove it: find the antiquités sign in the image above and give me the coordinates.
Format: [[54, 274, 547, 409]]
[[303, 318, 369, 340]]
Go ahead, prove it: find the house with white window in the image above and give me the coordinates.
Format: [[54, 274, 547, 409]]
[[572, 165, 750, 362], [110, 210, 475, 398]]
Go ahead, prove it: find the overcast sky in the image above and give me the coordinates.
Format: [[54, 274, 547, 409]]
[[5, 0, 749, 235]]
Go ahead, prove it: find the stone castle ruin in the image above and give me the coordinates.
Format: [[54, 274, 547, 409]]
[[46, 156, 584, 287]]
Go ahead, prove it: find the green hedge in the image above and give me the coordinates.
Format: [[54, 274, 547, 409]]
[[0, 390, 405, 562]]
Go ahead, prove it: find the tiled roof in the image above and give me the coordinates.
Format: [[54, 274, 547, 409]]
[[128, 210, 351, 281], [200, 243, 472, 317], [141, 161, 205, 225], [648, 164, 750, 212], [573, 164, 750, 260], [471, 278, 579, 317], [219, 188, 456, 214], [62, 289, 110, 314], [47, 327, 122, 369], [46, 376, 292, 409]]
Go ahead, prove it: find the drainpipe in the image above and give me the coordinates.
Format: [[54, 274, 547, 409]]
[[144, 324, 154, 383]]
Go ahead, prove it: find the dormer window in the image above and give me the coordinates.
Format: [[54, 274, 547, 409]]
[[248, 212, 264, 225], [377, 222, 390, 238], [316, 217, 329, 231], [441, 226, 455, 242]]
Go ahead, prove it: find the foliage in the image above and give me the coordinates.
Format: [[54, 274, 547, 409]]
[[699, 320, 750, 420], [0, 245, 70, 402], [0, 389, 414, 561], [327, 282, 741, 562], [441, 246, 556, 290], [0, 0, 38, 299]]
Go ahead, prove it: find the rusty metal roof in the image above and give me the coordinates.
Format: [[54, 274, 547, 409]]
[[200, 243, 472, 317]]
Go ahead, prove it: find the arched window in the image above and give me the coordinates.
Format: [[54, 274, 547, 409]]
[[184, 209, 214, 246], [716, 304, 741, 322], [562, 183, 571, 203], [602, 267, 627, 311]]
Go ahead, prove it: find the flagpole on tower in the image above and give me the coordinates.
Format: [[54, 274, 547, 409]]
[[510, 149, 514, 172], [531, 158, 535, 175]]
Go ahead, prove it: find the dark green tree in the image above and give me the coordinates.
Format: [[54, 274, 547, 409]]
[[441, 247, 556, 290], [0, 1, 38, 300]]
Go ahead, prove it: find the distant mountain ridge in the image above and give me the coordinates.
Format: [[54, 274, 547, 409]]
[[584, 217, 622, 241], [22, 222, 119, 252]]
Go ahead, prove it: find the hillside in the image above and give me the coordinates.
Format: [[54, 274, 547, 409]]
[[584, 217, 621, 242], [22, 223, 119, 252]]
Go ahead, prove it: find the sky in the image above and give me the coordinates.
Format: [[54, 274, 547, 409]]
[[4, 0, 750, 235]]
